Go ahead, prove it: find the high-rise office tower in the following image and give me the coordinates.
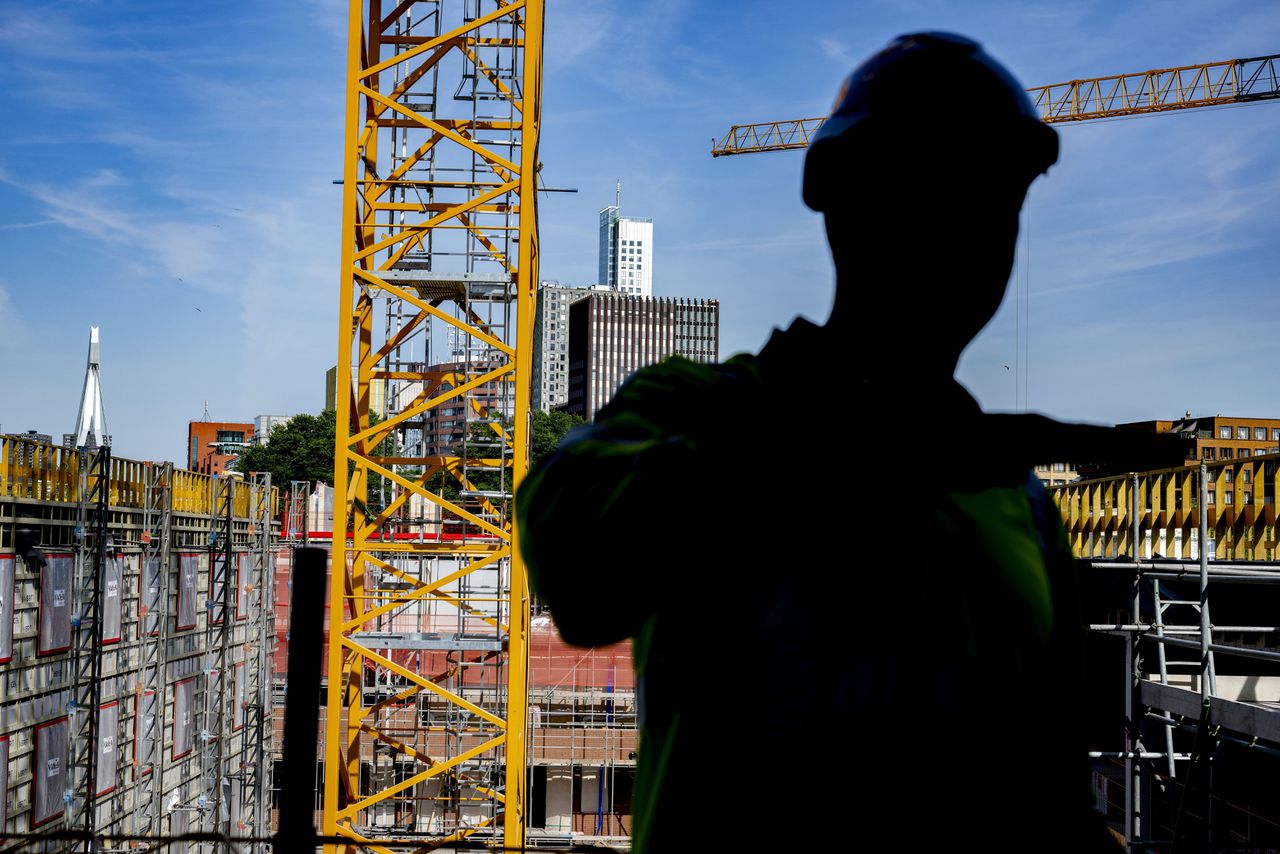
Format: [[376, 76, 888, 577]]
[[599, 204, 653, 297], [532, 283, 608, 413], [565, 294, 719, 420]]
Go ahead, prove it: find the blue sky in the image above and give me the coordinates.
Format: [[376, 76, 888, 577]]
[[0, 1, 1278, 463]]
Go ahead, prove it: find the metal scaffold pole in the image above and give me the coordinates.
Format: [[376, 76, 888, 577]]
[[70, 445, 110, 852], [241, 471, 275, 850], [200, 476, 235, 847], [138, 461, 174, 842], [1126, 474, 1142, 849], [327, 1, 543, 849]]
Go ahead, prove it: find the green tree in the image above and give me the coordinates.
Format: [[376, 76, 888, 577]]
[[531, 410, 584, 469], [235, 410, 337, 486]]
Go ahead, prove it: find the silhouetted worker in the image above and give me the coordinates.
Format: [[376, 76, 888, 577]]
[[518, 32, 1182, 852]]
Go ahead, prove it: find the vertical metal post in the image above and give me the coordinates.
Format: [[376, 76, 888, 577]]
[[201, 477, 234, 848], [507, 2, 544, 848], [324, 2, 362, 847], [1128, 474, 1141, 848], [1189, 461, 1218, 847], [1199, 462, 1214, 698], [71, 445, 109, 852], [1123, 629, 1134, 851], [1131, 475, 1141, 563], [241, 472, 273, 851], [139, 462, 173, 841], [216, 479, 233, 839], [1151, 583, 1177, 780]]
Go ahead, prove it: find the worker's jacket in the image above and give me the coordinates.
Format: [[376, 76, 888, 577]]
[[517, 318, 1152, 851]]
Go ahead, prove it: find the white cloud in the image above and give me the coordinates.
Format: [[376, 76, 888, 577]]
[[0, 283, 27, 352], [302, 0, 348, 42], [0, 219, 59, 230], [665, 231, 818, 253], [0, 169, 229, 290], [545, 1, 617, 68], [819, 37, 854, 65]]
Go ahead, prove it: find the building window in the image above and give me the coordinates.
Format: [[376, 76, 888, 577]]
[[1207, 492, 1215, 505], [1257, 427, 1268, 441], [1243, 491, 1253, 505], [1273, 428, 1280, 442], [1203, 447, 1215, 460], [1225, 469, 1235, 483], [1224, 492, 1234, 505], [1052, 463, 1067, 472], [1243, 468, 1253, 483], [1222, 448, 1234, 459], [1036, 464, 1049, 472], [1237, 426, 1250, 440], [1219, 426, 1231, 439]]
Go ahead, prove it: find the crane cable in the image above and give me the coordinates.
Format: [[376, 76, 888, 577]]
[[1014, 199, 1032, 414]]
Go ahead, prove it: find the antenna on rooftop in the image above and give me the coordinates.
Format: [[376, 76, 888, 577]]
[[615, 179, 621, 209]]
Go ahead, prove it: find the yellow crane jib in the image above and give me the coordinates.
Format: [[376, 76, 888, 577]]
[[711, 52, 1280, 156]]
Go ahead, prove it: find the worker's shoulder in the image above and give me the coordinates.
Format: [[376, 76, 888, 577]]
[[596, 353, 763, 421]]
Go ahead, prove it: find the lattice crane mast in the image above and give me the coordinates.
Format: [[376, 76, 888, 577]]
[[328, 1, 542, 852], [711, 52, 1280, 156]]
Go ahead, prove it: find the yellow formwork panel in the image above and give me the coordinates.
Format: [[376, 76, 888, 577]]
[[1051, 455, 1280, 561], [0, 436, 278, 517], [0, 437, 82, 502]]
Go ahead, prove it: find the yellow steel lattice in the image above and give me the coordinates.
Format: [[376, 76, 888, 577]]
[[327, 1, 542, 850], [710, 53, 1280, 156]]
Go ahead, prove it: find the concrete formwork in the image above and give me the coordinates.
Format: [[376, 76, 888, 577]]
[[0, 435, 278, 850]]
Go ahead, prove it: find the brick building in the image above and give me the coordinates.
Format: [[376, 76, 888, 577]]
[[187, 420, 254, 475], [1121, 415, 1280, 464]]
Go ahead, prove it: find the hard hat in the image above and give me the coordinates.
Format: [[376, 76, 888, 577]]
[[802, 32, 1060, 211]]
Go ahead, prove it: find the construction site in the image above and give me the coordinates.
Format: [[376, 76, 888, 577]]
[[2, 0, 1280, 851]]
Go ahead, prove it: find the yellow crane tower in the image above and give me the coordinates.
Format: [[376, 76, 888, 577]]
[[328, 1, 543, 852], [712, 53, 1280, 155]]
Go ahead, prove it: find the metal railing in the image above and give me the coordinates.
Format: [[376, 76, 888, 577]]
[[0, 434, 278, 513], [1072, 462, 1280, 849]]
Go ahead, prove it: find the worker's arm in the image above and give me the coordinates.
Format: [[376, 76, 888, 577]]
[[516, 357, 742, 647]]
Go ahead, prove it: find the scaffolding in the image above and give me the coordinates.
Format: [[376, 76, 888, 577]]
[[0, 434, 280, 850], [136, 461, 174, 843], [68, 447, 109, 849], [1054, 459, 1280, 847], [327, 1, 544, 849], [241, 472, 275, 848], [526, 620, 636, 841]]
